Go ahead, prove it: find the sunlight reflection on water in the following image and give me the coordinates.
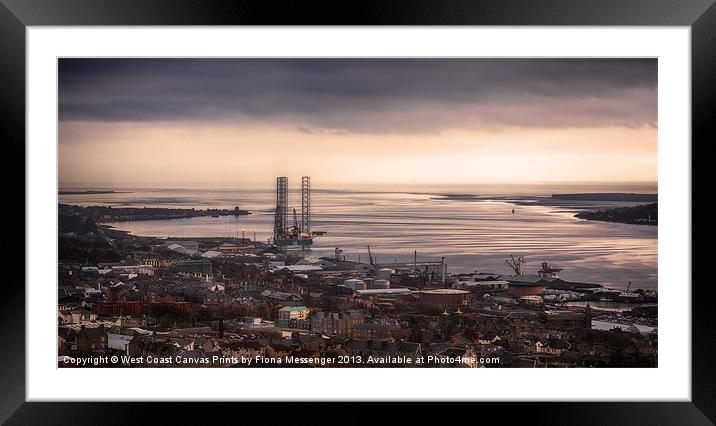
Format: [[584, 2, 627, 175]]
[[60, 183, 657, 290]]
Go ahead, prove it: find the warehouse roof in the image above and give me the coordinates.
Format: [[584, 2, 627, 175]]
[[418, 289, 470, 295], [278, 306, 309, 312], [354, 288, 412, 296], [277, 265, 323, 272]]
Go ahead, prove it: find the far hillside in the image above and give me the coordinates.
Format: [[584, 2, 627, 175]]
[[553, 193, 657, 202]]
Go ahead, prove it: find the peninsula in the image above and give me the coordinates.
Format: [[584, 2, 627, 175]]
[[575, 203, 657, 225], [59, 203, 251, 223]]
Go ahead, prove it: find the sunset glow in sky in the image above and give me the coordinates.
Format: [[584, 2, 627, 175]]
[[58, 58, 657, 185]]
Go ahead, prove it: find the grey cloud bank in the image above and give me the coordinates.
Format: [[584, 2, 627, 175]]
[[59, 58, 657, 133]]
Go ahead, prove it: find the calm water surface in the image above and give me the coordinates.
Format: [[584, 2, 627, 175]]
[[60, 183, 657, 290]]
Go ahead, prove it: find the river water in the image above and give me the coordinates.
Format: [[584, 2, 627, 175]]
[[59, 182, 657, 290]]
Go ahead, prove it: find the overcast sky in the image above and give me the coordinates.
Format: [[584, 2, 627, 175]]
[[59, 58, 657, 185]]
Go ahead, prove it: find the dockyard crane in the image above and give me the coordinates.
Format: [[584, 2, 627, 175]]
[[367, 245, 375, 266], [506, 255, 525, 275], [292, 208, 299, 236]]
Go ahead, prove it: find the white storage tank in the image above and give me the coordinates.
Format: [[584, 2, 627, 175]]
[[377, 268, 394, 280], [344, 278, 366, 290], [373, 279, 390, 289]]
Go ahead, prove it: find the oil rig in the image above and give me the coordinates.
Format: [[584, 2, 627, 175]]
[[272, 176, 323, 250]]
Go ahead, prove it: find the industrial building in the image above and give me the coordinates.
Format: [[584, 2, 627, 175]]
[[344, 278, 367, 290], [310, 311, 366, 338], [454, 280, 510, 292], [277, 305, 310, 328], [169, 259, 213, 275], [507, 285, 545, 297], [417, 289, 471, 307], [353, 288, 413, 299]]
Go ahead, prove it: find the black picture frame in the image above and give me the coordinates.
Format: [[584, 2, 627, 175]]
[[1, 0, 710, 424]]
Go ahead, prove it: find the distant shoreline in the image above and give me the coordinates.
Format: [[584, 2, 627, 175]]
[[59, 190, 131, 195], [575, 203, 657, 226], [59, 203, 251, 223], [552, 193, 657, 202], [436, 192, 657, 202]]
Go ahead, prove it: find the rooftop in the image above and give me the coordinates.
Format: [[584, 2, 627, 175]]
[[419, 289, 470, 295], [500, 275, 546, 284], [457, 280, 510, 286], [277, 265, 323, 272], [278, 306, 309, 312], [354, 288, 413, 295]]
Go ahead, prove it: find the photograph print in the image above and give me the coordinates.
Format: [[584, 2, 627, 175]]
[[57, 58, 658, 369]]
